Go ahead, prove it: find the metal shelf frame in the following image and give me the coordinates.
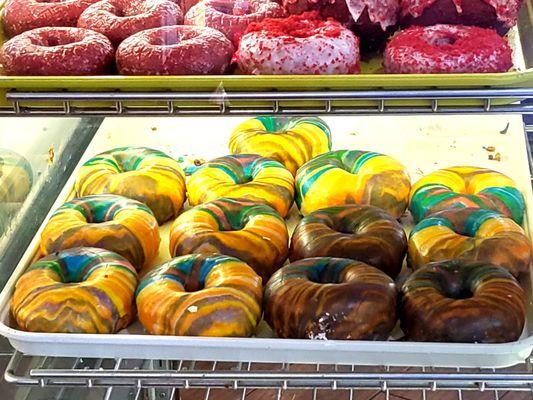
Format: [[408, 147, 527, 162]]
[[1, 87, 533, 399], [4, 350, 533, 399], [0, 88, 532, 116]]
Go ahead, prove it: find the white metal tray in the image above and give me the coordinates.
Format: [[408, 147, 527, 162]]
[[0, 115, 532, 368]]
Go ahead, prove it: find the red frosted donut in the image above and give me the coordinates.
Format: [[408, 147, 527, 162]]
[[282, 0, 398, 52], [2, 0, 100, 37], [237, 12, 360, 75], [384, 24, 513, 74], [1, 27, 114, 75], [116, 25, 234, 75], [185, 0, 285, 45], [78, 0, 183, 45], [400, 0, 524, 35]]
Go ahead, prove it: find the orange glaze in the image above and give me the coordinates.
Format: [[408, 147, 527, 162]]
[[136, 254, 263, 337], [40, 194, 160, 270]]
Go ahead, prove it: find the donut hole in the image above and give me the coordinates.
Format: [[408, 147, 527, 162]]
[[34, 33, 80, 47], [150, 31, 186, 46], [424, 33, 458, 47], [238, 175, 253, 184], [444, 284, 474, 300], [109, 0, 139, 17], [307, 264, 341, 284], [211, 0, 254, 16]]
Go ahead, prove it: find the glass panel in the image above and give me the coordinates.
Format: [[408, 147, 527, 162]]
[[0, 117, 102, 290]]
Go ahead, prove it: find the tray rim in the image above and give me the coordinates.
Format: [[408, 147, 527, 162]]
[[0, 0, 531, 94]]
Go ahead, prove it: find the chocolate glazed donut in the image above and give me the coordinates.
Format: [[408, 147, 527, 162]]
[[265, 257, 398, 340], [401, 260, 526, 343], [290, 205, 407, 278]]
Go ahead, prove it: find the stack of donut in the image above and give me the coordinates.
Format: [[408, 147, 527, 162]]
[[0, 0, 521, 75], [10, 116, 531, 345], [401, 166, 530, 342]]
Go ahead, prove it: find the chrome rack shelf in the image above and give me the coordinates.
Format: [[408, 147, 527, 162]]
[[1, 88, 532, 116], [4, 350, 533, 399]]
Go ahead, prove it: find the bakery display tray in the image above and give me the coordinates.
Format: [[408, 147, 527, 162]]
[[0, 0, 532, 110], [1, 115, 533, 368]]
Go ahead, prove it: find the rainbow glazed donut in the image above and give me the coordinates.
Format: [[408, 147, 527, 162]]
[[74, 147, 186, 224], [170, 198, 289, 281], [401, 260, 526, 343], [136, 254, 262, 336], [265, 257, 398, 340], [0, 148, 32, 203], [187, 154, 294, 217], [11, 247, 137, 333], [40, 195, 160, 270], [290, 205, 407, 278], [296, 150, 411, 218], [409, 166, 525, 224], [229, 116, 331, 176], [408, 208, 531, 277]]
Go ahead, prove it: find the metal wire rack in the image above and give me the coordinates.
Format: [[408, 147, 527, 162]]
[[4, 350, 533, 400], [0, 88, 532, 116]]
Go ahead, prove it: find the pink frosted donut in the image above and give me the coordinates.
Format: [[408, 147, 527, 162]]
[[185, 0, 285, 45], [2, 0, 99, 37], [78, 0, 183, 45], [237, 11, 360, 75], [1, 27, 114, 75], [384, 24, 513, 74], [116, 25, 234, 75]]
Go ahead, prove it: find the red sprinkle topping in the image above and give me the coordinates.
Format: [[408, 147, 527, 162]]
[[244, 11, 343, 38]]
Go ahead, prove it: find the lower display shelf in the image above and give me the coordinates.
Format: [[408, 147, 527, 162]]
[[4, 349, 533, 400]]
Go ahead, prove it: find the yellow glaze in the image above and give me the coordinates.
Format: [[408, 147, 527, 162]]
[[409, 166, 525, 224], [11, 247, 138, 333], [170, 198, 288, 280], [187, 154, 294, 217], [40, 195, 160, 270], [296, 150, 410, 218], [408, 208, 531, 276], [74, 147, 186, 224], [136, 254, 262, 337], [229, 117, 332, 175]]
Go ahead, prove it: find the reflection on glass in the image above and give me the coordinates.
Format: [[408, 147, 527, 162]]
[[0, 148, 33, 237]]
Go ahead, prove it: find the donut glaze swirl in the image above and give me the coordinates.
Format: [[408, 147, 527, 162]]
[[401, 260, 526, 343], [74, 147, 186, 224], [11, 247, 138, 333], [136, 254, 262, 336], [170, 198, 289, 281], [229, 116, 331, 175], [290, 205, 407, 278], [265, 257, 398, 340], [40, 194, 160, 270], [408, 208, 531, 276], [296, 150, 411, 218], [409, 166, 525, 224], [187, 154, 294, 217]]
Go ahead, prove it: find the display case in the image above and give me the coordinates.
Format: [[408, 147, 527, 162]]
[[0, 3, 532, 400]]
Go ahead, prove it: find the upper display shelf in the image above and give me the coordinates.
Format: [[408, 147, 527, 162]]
[[0, 0, 531, 115]]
